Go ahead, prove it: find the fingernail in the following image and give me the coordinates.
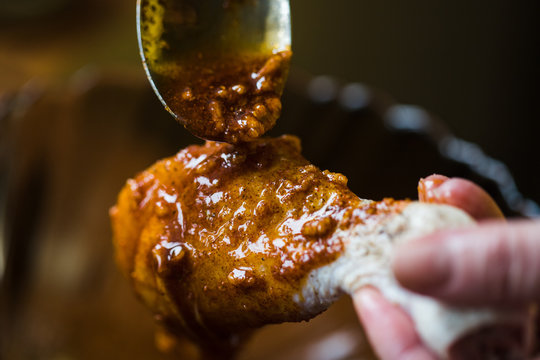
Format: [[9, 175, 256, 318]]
[[418, 174, 449, 202], [393, 241, 450, 293], [355, 287, 382, 312]]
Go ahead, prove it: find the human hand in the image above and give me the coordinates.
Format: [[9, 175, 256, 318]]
[[353, 174, 540, 359]]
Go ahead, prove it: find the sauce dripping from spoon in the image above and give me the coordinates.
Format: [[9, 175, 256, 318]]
[[138, 0, 292, 143]]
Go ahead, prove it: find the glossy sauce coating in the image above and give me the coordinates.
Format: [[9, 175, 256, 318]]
[[158, 50, 291, 143], [110, 135, 407, 352]]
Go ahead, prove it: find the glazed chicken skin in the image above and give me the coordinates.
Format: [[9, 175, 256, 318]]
[[111, 135, 404, 339], [111, 135, 529, 359]]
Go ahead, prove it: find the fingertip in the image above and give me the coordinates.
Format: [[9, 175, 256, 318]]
[[437, 178, 504, 220], [418, 174, 503, 220], [354, 287, 390, 331], [354, 286, 382, 314], [353, 287, 436, 360]]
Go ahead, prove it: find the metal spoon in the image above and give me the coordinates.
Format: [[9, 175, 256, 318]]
[[137, 0, 292, 143]]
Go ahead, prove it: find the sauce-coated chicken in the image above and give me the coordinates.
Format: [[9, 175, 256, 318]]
[[111, 135, 529, 359], [111, 136, 405, 345]]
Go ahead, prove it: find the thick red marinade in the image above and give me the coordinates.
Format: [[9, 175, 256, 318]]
[[157, 50, 291, 143], [110, 135, 407, 356]]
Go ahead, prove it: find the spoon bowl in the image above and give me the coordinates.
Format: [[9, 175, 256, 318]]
[[137, 0, 292, 143]]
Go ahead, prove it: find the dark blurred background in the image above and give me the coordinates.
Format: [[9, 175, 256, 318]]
[[1, 0, 538, 202], [1, 1, 539, 359], [288, 1, 540, 207]]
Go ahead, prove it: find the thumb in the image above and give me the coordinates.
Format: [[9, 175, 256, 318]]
[[393, 220, 540, 306], [418, 174, 504, 220]]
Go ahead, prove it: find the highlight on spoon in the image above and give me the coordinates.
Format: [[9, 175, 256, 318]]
[[137, 0, 292, 143]]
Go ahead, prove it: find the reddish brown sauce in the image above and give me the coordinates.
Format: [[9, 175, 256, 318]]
[[110, 135, 407, 353], [120, 2, 390, 356], [157, 50, 291, 143]]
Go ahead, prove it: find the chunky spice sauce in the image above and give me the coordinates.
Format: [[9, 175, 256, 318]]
[[156, 50, 291, 143], [119, 3, 401, 354], [110, 135, 406, 352]]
